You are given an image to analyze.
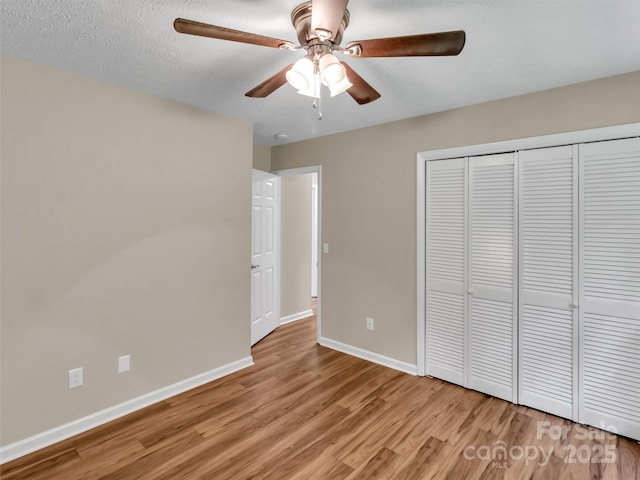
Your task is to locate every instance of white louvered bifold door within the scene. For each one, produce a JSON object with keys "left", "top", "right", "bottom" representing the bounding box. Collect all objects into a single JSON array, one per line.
[
  {"left": 468, "top": 153, "right": 517, "bottom": 402},
  {"left": 518, "top": 146, "right": 578, "bottom": 420},
  {"left": 425, "top": 158, "right": 467, "bottom": 386},
  {"left": 579, "top": 137, "right": 640, "bottom": 441}
]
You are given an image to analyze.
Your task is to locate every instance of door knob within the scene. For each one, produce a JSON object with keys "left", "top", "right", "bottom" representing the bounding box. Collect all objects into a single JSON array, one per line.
[
  {"left": 467, "top": 288, "right": 474, "bottom": 295},
  {"left": 251, "top": 264, "right": 260, "bottom": 270}
]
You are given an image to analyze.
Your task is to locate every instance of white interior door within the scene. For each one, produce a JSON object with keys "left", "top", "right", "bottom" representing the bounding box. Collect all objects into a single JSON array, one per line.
[
  {"left": 425, "top": 157, "right": 467, "bottom": 386},
  {"left": 251, "top": 170, "right": 280, "bottom": 346},
  {"left": 467, "top": 153, "right": 517, "bottom": 402},
  {"left": 579, "top": 137, "right": 640, "bottom": 440},
  {"left": 519, "top": 145, "right": 578, "bottom": 420}
]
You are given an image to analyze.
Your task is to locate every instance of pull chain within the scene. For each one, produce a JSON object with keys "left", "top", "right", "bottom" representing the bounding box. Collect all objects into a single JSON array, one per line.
[
  {"left": 310, "top": 52, "right": 323, "bottom": 120},
  {"left": 311, "top": 73, "right": 322, "bottom": 120}
]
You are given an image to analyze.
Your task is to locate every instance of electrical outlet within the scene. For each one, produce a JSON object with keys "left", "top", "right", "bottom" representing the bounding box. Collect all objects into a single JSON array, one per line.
[
  {"left": 68, "top": 367, "right": 83, "bottom": 389},
  {"left": 366, "top": 317, "right": 374, "bottom": 331},
  {"left": 118, "top": 354, "right": 131, "bottom": 373}
]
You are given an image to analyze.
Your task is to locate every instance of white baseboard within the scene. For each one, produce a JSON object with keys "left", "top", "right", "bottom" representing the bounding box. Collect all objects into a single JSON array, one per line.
[
  {"left": 0, "top": 356, "right": 253, "bottom": 464},
  {"left": 280, "top": 309, "right": 313, "bottom": 325},
  {"left": 319, "top": 337, "right": 417, "bottom": 376}
]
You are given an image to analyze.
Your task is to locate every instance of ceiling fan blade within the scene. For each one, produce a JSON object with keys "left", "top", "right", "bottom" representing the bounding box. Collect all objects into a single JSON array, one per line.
[
  {"left": 245, "top": 64, "right": 294, "bottom": 98},
  {"left": 311, "top": 0, "right": 348, "bottom": 40},
  {"left": 342, "top": 62, "right": 381, "bottom": 105},
  {"left": 174, "top": 18, "right": 295, "bottom": 49},
  {"left": 346, "top": 30, "right": 465, "bottom": 57}
]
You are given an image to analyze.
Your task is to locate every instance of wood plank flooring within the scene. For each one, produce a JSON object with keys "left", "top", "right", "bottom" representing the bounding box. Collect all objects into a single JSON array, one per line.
[{"left": 2, "top": 310, "right": 639, "bottom": 479}]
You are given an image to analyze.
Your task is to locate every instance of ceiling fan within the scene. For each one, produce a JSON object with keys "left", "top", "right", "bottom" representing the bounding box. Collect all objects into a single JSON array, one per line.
[{"left": 174, "top": 0, "right": 465, "bottom": 105}]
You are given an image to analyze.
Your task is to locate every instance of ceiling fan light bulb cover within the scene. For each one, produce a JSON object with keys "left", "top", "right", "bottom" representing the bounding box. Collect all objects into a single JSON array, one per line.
[
  {"left": 286, "top": 57, "right": 314, "bottom": 91},
  {"left": 319, "top": 53, "right": 346, "bottom": 87},
  {"left": 297, "top": 74, "right": 321, "bottom": 97},
  {"left": 329, "top": 77, "right": 353, "bottom": 97},
  {"left": 297, "top": 87, "right": 316, "bottom": 97}
]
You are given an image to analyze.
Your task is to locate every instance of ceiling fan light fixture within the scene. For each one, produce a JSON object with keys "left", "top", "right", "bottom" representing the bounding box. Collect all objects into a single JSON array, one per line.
[
  {"left": 319, "top": 53, "right": 346, "bottom": 87},
  {"left": 329, "top": 76, "right": 353, "bottom": 97},
  {"left": 296, "top": 74, "right": 321, "bottom": 98},
  {"left": 286, "top": 56, "right": 314, "bottom": 91},
  {"left": 297, "top": 87, "right": 316, "bottom": 98}
]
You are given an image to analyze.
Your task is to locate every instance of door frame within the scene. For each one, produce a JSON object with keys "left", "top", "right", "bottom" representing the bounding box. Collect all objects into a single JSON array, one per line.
[
  {"left": 272, "top": 165, "right": 323, "bottom": 343},
  {"left": 416, "top": 122, "right": 640, "bottom": 376},
  {"left": 311, "top": 180, "right": 319, "bottom": 298}
]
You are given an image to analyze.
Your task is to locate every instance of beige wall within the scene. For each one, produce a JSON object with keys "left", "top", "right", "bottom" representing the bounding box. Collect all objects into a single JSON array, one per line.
[
  {"left": 271, "top": 71, "right": 640, "bottom": 366},
  {"left": 280, "top": 175, "right": 313, "bottom": 318},
  {"left": 0, "top": 55, "right": 253, "bottom": 446},
  {"left": 253, "top": 144, "right": 271, "bottom": 172}
]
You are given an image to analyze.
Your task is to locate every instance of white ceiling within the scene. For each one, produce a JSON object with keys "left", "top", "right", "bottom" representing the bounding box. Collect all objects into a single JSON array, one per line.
[{"left": 2, "top": 1, "right": 640, "bottom": 146}]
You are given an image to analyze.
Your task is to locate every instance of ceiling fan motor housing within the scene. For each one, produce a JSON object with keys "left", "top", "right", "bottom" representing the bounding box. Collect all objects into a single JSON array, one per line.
[{"left": 291, "top": 1, "right": 350, "bottom": 46}]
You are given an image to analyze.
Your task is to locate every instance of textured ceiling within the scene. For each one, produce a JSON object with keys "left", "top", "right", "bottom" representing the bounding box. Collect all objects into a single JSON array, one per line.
[{"left": 2, "top": 0, "right": 640, "bottom": 146}]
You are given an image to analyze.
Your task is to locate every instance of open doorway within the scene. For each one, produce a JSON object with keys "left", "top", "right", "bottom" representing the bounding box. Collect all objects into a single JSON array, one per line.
[{"left": 273, "top": 166, "right": 322, "bottom": 342}]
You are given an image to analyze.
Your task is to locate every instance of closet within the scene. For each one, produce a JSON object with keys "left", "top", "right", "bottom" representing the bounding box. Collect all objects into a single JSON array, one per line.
[{"left": 422, "top": 132, "right": 640, "bottom": 441}]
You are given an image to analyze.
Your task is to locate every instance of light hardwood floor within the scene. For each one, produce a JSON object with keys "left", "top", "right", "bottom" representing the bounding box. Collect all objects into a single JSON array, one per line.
[{"left": 2, "top": 309, "right": 639, "bottom": 479}]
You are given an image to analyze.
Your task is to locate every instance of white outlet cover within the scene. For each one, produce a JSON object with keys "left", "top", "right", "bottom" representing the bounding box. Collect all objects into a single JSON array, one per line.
[
  {"left": 118, "top": 354, "right": 131, "bottom": 373},
  {"left": 68, "top": 367, "right": 83, "bottom": 389}
]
